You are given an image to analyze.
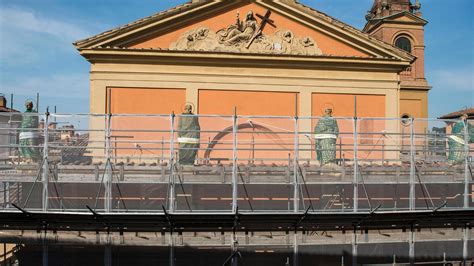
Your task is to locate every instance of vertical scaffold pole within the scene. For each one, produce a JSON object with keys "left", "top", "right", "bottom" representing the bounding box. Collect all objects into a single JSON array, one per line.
[
  {"left": 169, "top": 232, "right": 175, "bottom": 266},
  {"left": 463, "top": 226, "right": 469, "bottom": 265},
  {"left": 169, "top": 113, "right": 176, "bottom": 213},
  {"left": 42, "top": 110, "right": 49, "bottom": 212},
  {"left": 351, "top": 228, "right": 357, "bottom": 266},
  {"left": 231, "top": 234, "right": 238, "bottom": 266},
  {"left": 463, "top": 119, "right": 469, "bottom": 209},
  {"left": 104, "top": 113, "right": 112, "bottom": 213},
  {"left": 409, "top": 227, "right": 415, "bottom": 265},
  {"left": 232, "top": 108, "right": 238, "bottom": 213},
  {"left": 353, "top": 117, "right": 358, "bottom": 212},
  {"left": 293, "top": 231, "right": 299, "bottom": 266},
  {"left": 42, "top": 230, "right": 48, "bottom": 266},
  {"left": 104, "top": 244, "right": 112, "bottom": 266},
  {"left": 293, "top": 116, "right": 299, "bottom": 213},
  {"left": 409, "top": 118, "right": 415, "bottom": 211}
]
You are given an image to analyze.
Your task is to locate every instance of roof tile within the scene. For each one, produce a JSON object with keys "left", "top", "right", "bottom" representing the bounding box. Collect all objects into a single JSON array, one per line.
[{"left": 439, "top": 108, "right": 474, "bottom": 119}]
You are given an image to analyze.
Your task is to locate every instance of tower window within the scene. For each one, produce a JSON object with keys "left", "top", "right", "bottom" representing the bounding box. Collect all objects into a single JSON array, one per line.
[{"left": 395, "top": 36, "right": 412, "bottom": 53}]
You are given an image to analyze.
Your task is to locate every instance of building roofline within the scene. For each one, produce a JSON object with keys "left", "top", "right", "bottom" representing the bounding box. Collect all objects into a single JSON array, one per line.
[
  {"left": 438, "top": 107, "right": 474, "bottom": 120},
  {"left": 74, "top": 0, "right": 415, "bottom": 63},
  {"left": 0, "top": 107, "right": 19, "bottom": 113},
  {"left": 363, "top": 11, "right": 428, "bottom": 33}
]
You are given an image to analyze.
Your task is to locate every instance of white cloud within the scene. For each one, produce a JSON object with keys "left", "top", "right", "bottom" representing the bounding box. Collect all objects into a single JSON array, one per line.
[
  {"left": 430, "top": 67, "right": 474, "bottom": 92},
  {"left": 0, "top": 7, "right": 91, "bottom": 42},
  {"left": 3, "top": 73, "right": 89, "bottom": 99},
  {"left": 0, "top": 7, "right": 95, "bottom": 66},
  {"left": 0, "top": 7, "right": 92, "bottom": 99}
]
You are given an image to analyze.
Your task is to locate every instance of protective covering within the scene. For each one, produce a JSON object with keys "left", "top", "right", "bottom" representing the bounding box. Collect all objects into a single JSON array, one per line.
[
  {"left": 177, "top": 114, "right": 200, "bottom": 165},
  {"left": 19, "top": 110, "right": 40, "bottom": 161},
  {"left": 314, "top": 114, "right": 339, "bottom": 165},
  {"left": 448, "top": 119, "right": 470, "bottom": 163}
]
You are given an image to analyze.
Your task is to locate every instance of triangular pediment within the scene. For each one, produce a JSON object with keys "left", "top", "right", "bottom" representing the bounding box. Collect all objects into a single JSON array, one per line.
[
  {"left": 382, "top": 11, "right": 428, "bottom": 24},
  {"left": 364, "top": 11, "right": 427, "bottom": 33},
  {"left": 75, "top": 0, "right": 414, "bottom": 61}
]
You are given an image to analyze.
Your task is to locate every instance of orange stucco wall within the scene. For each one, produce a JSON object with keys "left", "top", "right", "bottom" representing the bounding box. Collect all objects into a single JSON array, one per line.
[
  {"left": 312, "top": 93, "right": 386, "bottom": 161},
  {"left": 131, "top": 2, "right": 368, "bottom": 57},
  {"left": 108, "top": 88, "right": 186, "bottom": 157},
  {"left": 312, "top": 93, "right": 385, "bottom": 117},
  {"left": 198, "top": 89, "right": 298, "bottom": 161},
  {"left": 400, "top": 98, "right": 427, "bottom": 135},
  {"left": 109, "top": 87, "right": 185, "bottom": 114},
  {"left": 400, "top": 90, "right": 428, "bottom": 118},
  {"left": 400, "top": 99, "right": 422, "bottom": 118},
  {"left": 198, "top": 89, "right": 298, "bottom": 116}
]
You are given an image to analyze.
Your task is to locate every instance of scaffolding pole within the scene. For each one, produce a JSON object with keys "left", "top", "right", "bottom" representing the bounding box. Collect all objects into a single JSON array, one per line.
[
  {"left": 169, "top": 232, "right": 175, "bottom": 266},
  {"left": 42, "top": 230, "right": 48, "bottom": 266},
  {"left": 409, "top": 118, "right": 415, "bottom": 211},
  {"left": 409, "top": 227, "right": 415, "bottom": 265},
  {"left": 352, "top": 228, "right": 357, "bottom": 266},
  {"left": 353, "top": 117, "right": 358, "bottom": 212},
  {"left": 231, "top": 233, "right": 238, "bottom": 266},
  {"left": 463, "top": 119, "right": 469, "bottom": 209},
  {"left": 105, "top": 229, "right": 112, "bottom": 266},
  {"left": 42, "top": 112, "right": 49, "bottom": 212},
  {"left": 104, "top": 113, "right": 112, "bottom": 213},
  {"left": 293, "top": 231, "right": 299, "bottom": 266},
  {"left": 232, "top": 108, "right": 238, "bottom": 213},
  {"left": 462, "top": 226, "right": 469, "bottom": 265},
  {"left": 104, "top": 245, "right": 112, "bottom": 266},
  {"left": 293, "top": 116, "right": 299, "bottom": 213},
  {"left": 169, "top": 113, "right": 176, "bottom": 213}
]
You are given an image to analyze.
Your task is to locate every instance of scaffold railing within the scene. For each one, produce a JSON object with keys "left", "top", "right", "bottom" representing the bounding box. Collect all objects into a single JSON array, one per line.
[{"left": 0, "top": 112, "right": 472, "bottom": 214}]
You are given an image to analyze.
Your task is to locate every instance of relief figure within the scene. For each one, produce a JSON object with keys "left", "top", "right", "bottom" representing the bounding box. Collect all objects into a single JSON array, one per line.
[{"left": 218, "top": 11, "right": 257, "bottom": 46}]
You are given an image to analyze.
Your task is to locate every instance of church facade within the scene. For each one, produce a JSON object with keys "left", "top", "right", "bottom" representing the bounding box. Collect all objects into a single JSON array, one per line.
[{"left": 75, "top": 0, "right": 430, "bottom": 119}]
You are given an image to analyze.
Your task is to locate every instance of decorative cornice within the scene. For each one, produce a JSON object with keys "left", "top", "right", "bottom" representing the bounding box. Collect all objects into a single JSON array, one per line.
[
  {"left": 79, "top": 47, "right": 411, "bottom": 73},
  {"left": 363, "top": 11, "right": 428, "bottom": 33}
]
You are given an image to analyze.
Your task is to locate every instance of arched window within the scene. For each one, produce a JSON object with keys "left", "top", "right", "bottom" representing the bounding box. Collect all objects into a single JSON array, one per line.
[{"left": 395, "top": 36, "right": 412, "bottom": 53}]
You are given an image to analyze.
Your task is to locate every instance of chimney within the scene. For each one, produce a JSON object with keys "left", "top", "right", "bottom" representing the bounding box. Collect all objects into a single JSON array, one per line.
[{"left": 0, "top": 95, "right": 6, "bottom": 108}]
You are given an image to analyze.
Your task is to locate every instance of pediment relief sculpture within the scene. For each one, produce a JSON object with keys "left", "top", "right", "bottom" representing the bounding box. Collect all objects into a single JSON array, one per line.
[
  {"left": 170, "top": 10, "right": 322, "bottom": 56},
  {"left": 218, "top": 11, "right": 258, "bottom": 46}
]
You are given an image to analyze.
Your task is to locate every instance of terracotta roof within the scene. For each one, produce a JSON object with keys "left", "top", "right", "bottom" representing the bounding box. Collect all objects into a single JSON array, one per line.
[
  {"left": 0, "top": 107, "right": 19, "bottom": 113},
  {"left": 74, "top": 0, "right": 414, "bottom": 62},
  {"left": 438, "top": 108, "right": 474, "bottom": 120}
]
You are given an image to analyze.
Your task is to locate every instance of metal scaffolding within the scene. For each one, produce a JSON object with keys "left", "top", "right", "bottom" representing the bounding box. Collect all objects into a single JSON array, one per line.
[{"left": 0, "top": 112, "right": 472, "bottom": 265}]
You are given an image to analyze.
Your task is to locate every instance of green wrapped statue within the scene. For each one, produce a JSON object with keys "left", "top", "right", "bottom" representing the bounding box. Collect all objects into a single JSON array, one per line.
[
  {"left": 177, "top": 104, "right": 200, "bottom": 165},
  {"left": 19, "top": 100, "right": 40, "bottom": 163},
  {"left": 314, "top": 108, "right": 339, "bottom": 165},
  {"left": 447, "top": 114, "right": 473, "bottom": 164}
]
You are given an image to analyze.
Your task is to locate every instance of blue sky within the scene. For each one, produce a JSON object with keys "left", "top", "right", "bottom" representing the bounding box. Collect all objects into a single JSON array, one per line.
[{"left": 0, "top": 0, "right": 472, "bottom": 117}]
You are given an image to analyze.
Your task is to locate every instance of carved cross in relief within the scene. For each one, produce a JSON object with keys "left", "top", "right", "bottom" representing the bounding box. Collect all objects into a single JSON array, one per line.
[{"left": 245, "top": 9, "right": 276, "bottom": 48}]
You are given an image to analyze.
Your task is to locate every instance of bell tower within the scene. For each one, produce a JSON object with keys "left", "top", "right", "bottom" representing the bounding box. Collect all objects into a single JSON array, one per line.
[{"left": 364, "top": 0, "right": 430, "bottom": 118}]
